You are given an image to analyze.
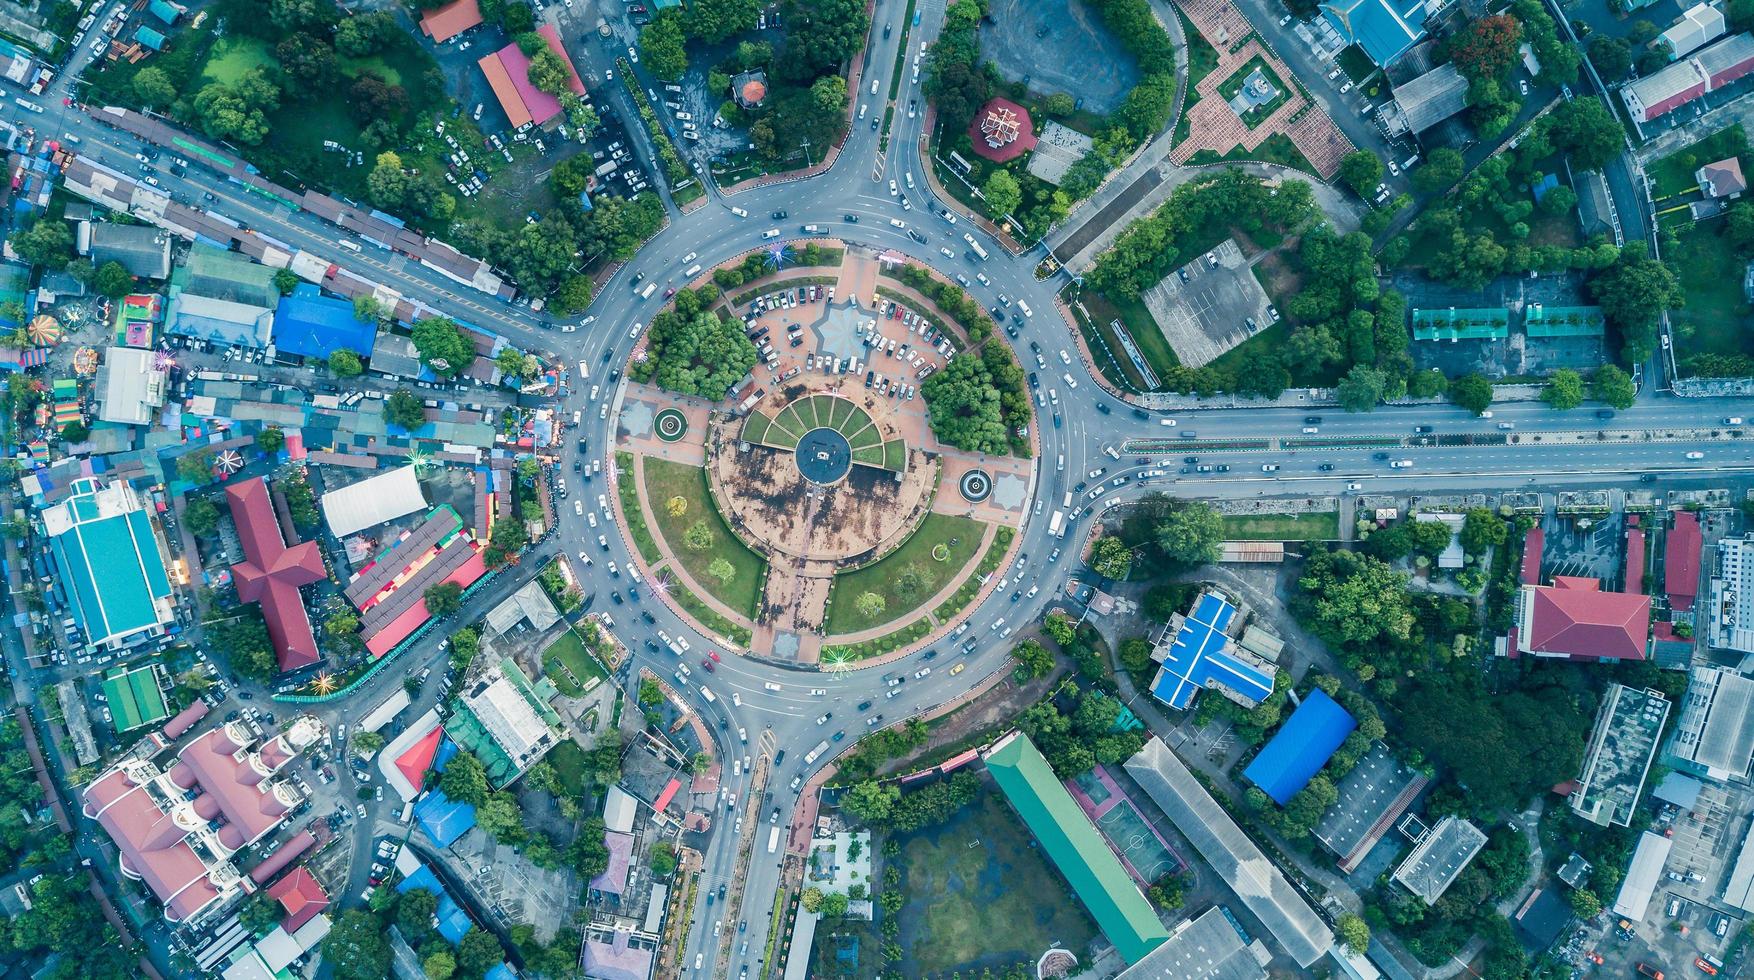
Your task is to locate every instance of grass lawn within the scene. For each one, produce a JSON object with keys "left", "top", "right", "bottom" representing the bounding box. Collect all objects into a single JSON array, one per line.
[
  {"left": 642, "top": 457, "right": 766, "bottom": 619},
  {"left": 201, "top": 36, "right": 274, "bottom": 84},
  {"left": 671, "top": 578, "right": 754, "bottom": 648},
  {"left": 1651, "top": 123, "right": 1752, "bottom": 200},
  {"left": 1186, "top": 132, "right": 1316, "bottom": 174},
  {"left": 542, "top": 629, "right": 608, "bottom": 698},
  {"left": 1221, "top": 511, "right": 1340, "bottom": 541},
  {"left": 1669, "top": 220, "right": 1754, "bottom": 360},
  {"left": 1085, "top": 290, "right": 1179, "bottom": 388},
  {"left": 893, "top": 787, "right": 1099, "bottom": 976},
  {"left": 614, "top": 452, "right": 663, "bottom": 565},
  {"left": 1181, "top": 9, "right": 1219, "bottom": 92},
  {"left": 826, "top": 514, "right": 986, "bottom": 635},
  {"left": 1208, "top": 319, "right": 1344, "bottom": 388},
  {"left": 546, "top": 740, "right": 591, "bottom": 798}
]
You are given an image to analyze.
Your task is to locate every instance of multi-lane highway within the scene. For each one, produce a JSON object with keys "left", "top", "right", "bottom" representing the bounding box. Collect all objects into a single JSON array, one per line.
[{"left": 13, "top": 5, "right": 1750, "bottom": 977}]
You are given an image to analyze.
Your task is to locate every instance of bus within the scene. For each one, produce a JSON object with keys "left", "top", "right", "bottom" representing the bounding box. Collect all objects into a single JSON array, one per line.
[
  {"left": 963, "top": 233, "right": 988, "bottom": 261},
  {"left": 767, "top": 827, "right": 782, "bottom": 853}
]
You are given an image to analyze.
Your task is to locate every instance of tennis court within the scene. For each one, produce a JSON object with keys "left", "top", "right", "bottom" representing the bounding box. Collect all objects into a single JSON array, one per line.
[{"left": 1070, "top": 766, "right": 1186, "bottom": 885}]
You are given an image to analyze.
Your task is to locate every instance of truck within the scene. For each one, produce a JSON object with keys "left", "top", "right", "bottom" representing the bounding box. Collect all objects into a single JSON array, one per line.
[
  {"left": 1637, "top": 964, "right": 1665, "bottom": 980},
  {"left": 767, "top": 827, "right": 781, "bottom": 853},
  {"left": 1048, "top": 510, "right": 1065, "bottom": 538},
  {"left": 803, "top": 739, "right": 830, "bottom": 765}
]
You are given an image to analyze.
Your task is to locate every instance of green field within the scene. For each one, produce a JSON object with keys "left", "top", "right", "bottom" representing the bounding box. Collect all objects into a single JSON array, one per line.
[
  {"left": 200, "top": 36, "right": 274, "bottom": 84},
  {"left": 546, "top": 740, "right": 591, "bottom": 798},
  {"left": 826, "top": 514, "right": 987, "bottom": 634},
  {"left": 614, "top": 452, "right": 663, "bottom": 565},
  {"left": 671, "top": 578, "right": 754, "bottom": 648},
  {"left": 541, "top": 630, "right": 608, "bottom": 698},
  {"left": 1221, "top": 511, "right": 1340, "bottom": 541},
  {"left": 893, "top": 788, "right": 1099, "bottom": 976},
  {"left": 642, "top": 458, "right": 765, "bottom": 619},
  {"left": 1669, "top": 221, "right": 1752, "bottom": 362},
  {"left": 1084, "top": 291, "right": 1178, "bottom": 390}
]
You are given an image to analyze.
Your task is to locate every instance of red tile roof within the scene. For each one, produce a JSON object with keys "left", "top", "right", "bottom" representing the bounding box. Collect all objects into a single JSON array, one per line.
[
  {"left": 395, "top": 724, "right": 444, "bottom": 792},
  {"left": 1625, "top": 527, "right": 1646, "bottom": 595},
  {"left": 419, "top": 0, "right": 482, "bottom": 43},
  {"left": 82, "top": 766, "right": 215, "bottom": 921},
  {"left": 226, "top": 477, "right": 326, "bottom": 672},
  {"left": 1667, "top": 512, "right": 1702, "bottom": 611},
  {"left": 176, "top": 725, "right": 292, "bottom": 844},
  {"left": 266, "top": 867, "right": 329, "bottom": 932},
  {"left": 968, "top": 98, "right": 1036, "bottom": 163},
  {"left": 1520, "top": 527, "right": 1544, "bottom": 585},
  {"left": 1524, "top": 577, "right": 1651, "bottom": 661}
]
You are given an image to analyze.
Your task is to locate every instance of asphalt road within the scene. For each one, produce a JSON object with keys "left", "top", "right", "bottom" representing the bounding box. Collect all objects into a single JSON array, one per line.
[{"left": 10, "top": 6, "right": 1742, "bottom": 978}]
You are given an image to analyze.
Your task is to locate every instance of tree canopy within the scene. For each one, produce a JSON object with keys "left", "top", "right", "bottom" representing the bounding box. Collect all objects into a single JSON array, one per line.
[{"left": 632, "top": 307, "right": 758, "bottom": 401}]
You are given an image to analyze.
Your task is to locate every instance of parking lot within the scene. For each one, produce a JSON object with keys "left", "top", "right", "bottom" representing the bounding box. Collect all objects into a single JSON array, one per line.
[
  {"left": 1540, "top": 510, "right": 1625, "bottom": 583},
  {"left": 1140, "top": 239, "right": 1275, "bottom": 367}
]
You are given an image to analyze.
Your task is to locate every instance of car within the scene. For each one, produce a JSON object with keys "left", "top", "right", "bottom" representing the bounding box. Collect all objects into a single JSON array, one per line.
[
  {"left": 598, "top": 534, "right": 609, "bottom": 549},
  {"left": 627, "top": 46, "right": 639, "bottom": 63},
  {"left": 857, "top": 700, "right": 873, "bottom": 710},
  {"left": 1519, "top": 78, "right": 1529, "bottom": 96},
  {"left": 1318, "top": 463, "right": 1334, "bottom": 471},
  {"left": 1346, "top": 482, "right": 1363, "bottom": 490},
  {"left": 1413, "top": 425, "right": 1432, "bottom": 434},
  {"left": 815, "top": 713, "right": 831, "bottom": 724},
  {"left": 708, "top": 650, "right": 720, "bottom": 662},
  {"left": 1727, "top": 417, "right": 1745, "bottom": 425},
  {"left": 574, "top": 500, "right": 583, "bottom": 516},
  {"left": 1687, "top": 451, "right": 1706, "bottom": 460},
  {"left": 1261, "top": 464, "right": 1279, "bottom": 472},
  {"left": 701, "top": 657, "right": 716, "bottom": 672},
  {"left": 914, "top": 666, "right": 931, "bottom": 679},
  {"left": 832, "top": 730, "right": 845, "bottom": 742},
  {"left": 772, "top": 210, "right": 788, "bottom": 219},
  {"left": 888, "top": 179, "right": 898, "bottom": 196}
]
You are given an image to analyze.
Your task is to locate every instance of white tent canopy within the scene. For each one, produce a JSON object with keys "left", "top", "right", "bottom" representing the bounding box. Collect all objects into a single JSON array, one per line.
[{"left": 321, "top": 465, "right": 427, "bottom": 538}]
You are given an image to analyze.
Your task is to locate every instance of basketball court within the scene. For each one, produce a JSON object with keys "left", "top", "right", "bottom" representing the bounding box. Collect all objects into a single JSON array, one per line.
[{"left": 1069, "top": 766, "right": 1186, "bottom": 885}]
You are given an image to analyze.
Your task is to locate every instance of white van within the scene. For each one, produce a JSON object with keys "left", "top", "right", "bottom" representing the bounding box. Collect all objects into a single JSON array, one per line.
[
  {"left": 701, "top": 687, "right": 717, "bottom": 703},
  {"left": 1018, "top": 300, "right": 1033, "bottom": 317},
  {"left": 685, "top": 263, "right": 702, "bottom": 276},
  {"left": 339, "top": 239, "right": 362, "bottom": 253},
  {"left": 639, "top": 282, "right": 657, "bottom": 300}
]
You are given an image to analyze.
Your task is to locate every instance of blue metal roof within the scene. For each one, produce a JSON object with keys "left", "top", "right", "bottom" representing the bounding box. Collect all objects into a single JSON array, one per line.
[
  {"left": 414, "top": 788, "right": 477, "bottom": 847},
  {"left": 396, "top": 860, "right": 475, "bottom": 944},
  {"left": 1244, "top": 689, "right": 1357, "bottom": 805},
  {"left": 1321, "top": 0, "right": 1427, "bottom": 66},
  {"left": 271, "top": 284, "right": 378, "bottom": 359},
  {"left": 1147, "top": 592, "right": 1275, "bottom": 710}
]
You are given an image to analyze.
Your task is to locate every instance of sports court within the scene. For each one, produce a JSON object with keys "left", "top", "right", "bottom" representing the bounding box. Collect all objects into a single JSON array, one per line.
[{"left": 1069, "top": 765, "right": 1186, "bottom": 885}]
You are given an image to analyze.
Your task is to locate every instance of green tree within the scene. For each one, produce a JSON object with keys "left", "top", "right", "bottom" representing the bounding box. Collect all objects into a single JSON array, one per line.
[
  {"left": 411, "top": 317, "right": 475, "bottom": 376},
  {"left": 526, "top": 49, "right": 574, "bottom": 97},
  {"left": 9, "top": 219, "right": 73, "bottom": 269},
  {"left": 1460, "top": 507, "right": 1506, "bottom": 556},
  {"left": 1011, "top": 639, "right": 1054, "bottom": 678},
  {"left": 820, "top": 891, "right": 850, "bottom": 917},
  {"left": 639, "top": 679, "right": 663, "bottom": 707},
  {"left": 800, "top": 886, "right": 824, "bottom": 912},
  {"left": 327, "top": 349, "right": 364, "bottom": 377},
  {"left": 843, "top": 780, "right": 900, "bottom": 823},
  {"left": 1543, "top": 96, "right": 1624, "bottom": 171},
  {"left": 422, "top": 949, "right": 456, "bottom": 980},
  {"left": 476, "top": 793, "right": 526, "bottom": 843},
  {"left": 384, "top": 388, "right": 428, "bottom": 429},
  {"left": 255, "top": 426, "right": 286, "bottom": 453},
  {"left": 919, "top": 352, "right": 1010, "bottom": 453},
  {"left": 683, "top": 520, "right": 714, "bottom": 550},
  {"left": 425, "top": 582, "right": 463, "bottom": 618},
  {"left": 1592, "top": 364, "right": 1636, "bottom": 409},
  {"left": 93, "top": 261, "right": 134, "bottom": 297},
  {"left": 632, "top": 307, "right": 758, "bottom": 401},
  {"left": 1090, "top": 536, "right": 1133, "bottom": 580},
  {"left": 1154, "top": 501, "right": 1222, "bottom": 566},
  {"left": 1589, "top": 248, "right": 1679, "bottom": 363},
  {"left": 982, "top": 169, "right": 1022, "bottom": 218},
  {"left": 649, "top": 841, "right": 678, "bottom": 876},
  {"left": 1337, "top": 150, "right": 1384, "bottom": 197},
  {"left": 640, "top": 10, "right": 689, "bottom": 80},
  {"left": 1336, "top": 365, "right": 1388, "bottom": 412},
  {"left": 59, "top": 421, "right": 87, "bottom": 444},
  {"left": 272, "top": 268, "right": 300, "bottom": 295},
  {"left": 324, "top": 910, "right": 393, "bottom": 980},
  {"left": 191, "top": 69, "right": 281, "bottom": 145},
  {"left": 1412, "top": 148, "right": 1465, "bottom": 193},
  {"left": 1568, "top": 887, "right": 1603, "bottom": 918},
  {"left": 456, "top": 927, "right": 505, "bottom": 978},
  {"left": 238, "top": 892, "right": 281, "bottom": 935},
  {"left": 706, "top": 556, "right": 736, "bottom": 584},
  {"left": 132, "top": 66, "right": 176, "bottom": 108},
  {"left": 395, "top": 888, "right": 439, "bottom": 946},
  {"left": 178, "top": 448, "right": 216, "bottom": 486},
  {"left": 1448, "top": 372, "right": 1494, "bottom": 415},
  {"left": 184, "top": 498, "right": 221, "bottom": 537},
  {"left": 1543, "top": 368, "right": 1584, "bottom": 409},
  {"left": 1336, "top": 912, "right": 1371, "bottom": 953},
  {"left": 440, "top": 750, "right": 490, "bottom": 805}
]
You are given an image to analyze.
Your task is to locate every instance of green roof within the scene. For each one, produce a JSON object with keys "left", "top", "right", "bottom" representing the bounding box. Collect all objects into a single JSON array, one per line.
[
  {"left": 102, "top": 664, "right": 168, "bottom": 732},
  {"left": 984, "top": 732, "right": 1168, "bottom": 964},
  {"left": 1525, "top": 305, "right": 1605, "bottom": 338},
  {"left": 443, "top": 657, "right": 563, "bottom": 789}
]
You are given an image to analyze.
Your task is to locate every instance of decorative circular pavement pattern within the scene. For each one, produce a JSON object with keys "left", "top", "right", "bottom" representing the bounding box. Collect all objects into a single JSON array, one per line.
[
  {"left": 960, "top": 468, "right": 993, "bottom": 503},
  {"left": 795, "top": 427, "right": 853, "bottom": 484},
  {"left": 654, "top": 408, "right": 688, "bottom": 443}
]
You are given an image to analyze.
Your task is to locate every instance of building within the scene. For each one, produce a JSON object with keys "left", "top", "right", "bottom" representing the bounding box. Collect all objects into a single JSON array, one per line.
[
  {"left": 1511, "top": 888, "right": 1573, "bottom": 951},
  {"left": 271, "top": 285, "right": 378, "bottom": 361},
  {"left": 731, "top": 69, "right": 768, "bottom": 109},
  {"left": 484, "top": 578, "right": 561, "bottom": 635},
  {"left": 1622, "top": 32, "right": 1754, "bottom": 124},
  {"left": 1570, "top": 685, "right": 1670, "bottom": 826},
  {"left": 95, "top": 345, "right": 169, "bottom": 425},
  {"left": 40, "top": 477, "right": 177, "bottom": 650},
  {"left": 1243, "top": 689, "right": 1356, "bottom": 806},
  {"left": 603, "top": 785, "right": 638, "bottom": 833},
  {"left": 266, "top": 867, "right": 329, "bottom": 932},
  {"left": 1724, "top": 821, "right": 1754, "bottom": 911},
  {"left": 444, "top": 656, "right": 567, "bottom": 788},
  {"left": 226, "top": 476, "right": 327, "bottom": 672},
  {"left": 86, "top": 222, "right": 172, "bottom": 279},
  {"left": 1710, "top": 534, "right": 1754, "bottom": 653},
  {"left": 370, "top": 333, "right": 423, "bottom": 379},
  {"left": 984, "top": 731, "right": 1169, "bottom": 964},
  {"left": 1415, "top": 513, "right": 1465, "bottom": 569},
  {"left": 322, "top": 465, "right": 429, "bottom": 538},
  {"left": 1113, "top": 906, "right": 1271, "bottom": 980},
  {"left": 1393, "top": 816, "right": 1488, "bottom": 904},
  {"left": 1668, "top": 511, "right": 1703, "bottom": 612},
  {"left": 588, "top": 830, "right": 635, "bottom": 897},
  {"left": 1668, "top": 666, "right": 1754, "bottom": 781},
  {"left": 1148, "top": 590, "right": 1277, "bottom": 711},
  {"left": 1314, "top": 743, "right": 1429, "bottom": 874},
  {"left": 1319, "top": 0, "right": 1427, "bottom": 66},
  {"left": 968, "top": 98, "right": 1037, "bottom": 163},
  {"left": 1515, "top": 576, "right": 1651, "bottom": 662},
  {"left": 1615, "top": 831, "right": 1674, "bottom": 920},
  {"left": 100, "top": 663, "right": 170, "bottom": 732},
  {"left": 81, "top": 715, "right": 323, "bottom": 922},
  {"left": 378, "top": 709, "right": 443, "bottom": 802},
  {"left": 477, "top": 24, "right": 586, "bottom": 129},
  {"left": 1666, "top": 2, "right": 1727, "bottom": 59},
  {"left": 1386, "top": 64, "right": 1468, "bottom": 136},
  {"left": 419, "top": 0, "right": 483, "bottom": 43},
  {"left": 1124, "top": 739, "right": 1332, "bottom": 966},
  {"left": 1699, "top": 157, "right": 1747, "bottom": 198},
  {"left": 582, "top": 928, "right": 657, "bottom": 980},
  {"left": 165, "top": 246, "right": 278, "bottom": 349},
  {"left": 345, "top": 505, "right": 487, "bottom": 658}
]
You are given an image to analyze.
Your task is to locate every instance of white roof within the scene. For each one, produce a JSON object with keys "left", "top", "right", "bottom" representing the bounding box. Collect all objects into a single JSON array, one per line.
[
  {"left": 220, "top": 951, "right": 276, "bottom": 980},
  {"left": 643, "top": 883, "right": 668, "bottom": 934},
  {"left": 358, "top": 688, "right": 412, "bottom": 734},
  {"left": 96, "top": 346, "right": 169, "bottom": 426},
  {"left": 469, "top": 671, "right": 553, "bottom": 761},
  {"left": 604, "top": 785, "right": 638, "bottom": 833},
  {"left": 783, "top": 910, "right": 819, "bottom": 980},
  {"left": 377, "top": 707, "right": 443, "bottom": 802},
  {"left": 1724, "top": 822, "right": 1754, "bottom": 911},
  {"left": 321, "top": 465, "right": 427, "bottom": 538},
  {"left": 1613, "top": 832, "right": 1674, "bottom": 920}
]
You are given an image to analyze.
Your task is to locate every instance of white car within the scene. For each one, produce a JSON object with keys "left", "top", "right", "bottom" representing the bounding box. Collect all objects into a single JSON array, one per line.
[
  {"left": 888, "top": 179, "right": 898, "bottom": 196},
  {"left": 1058, "top": 349, "right": 1071, "bottom": 365},
  {"left": 574, "top": 500, "right": 584, "bottom": 515},
  {"left": 628, "top": 46, "right": 639, "bottom": 63},
  {"left": 598, "top": 534, "right": 609, "bottom": 549},
  {"left": 1686, "top": 451, "right": 1706, "bottom": 460}
]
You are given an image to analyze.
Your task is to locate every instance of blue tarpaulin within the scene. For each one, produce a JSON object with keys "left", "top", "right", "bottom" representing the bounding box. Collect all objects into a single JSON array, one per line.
[{"left": 414, "top": 788, "right": 477, "bottom": 847}]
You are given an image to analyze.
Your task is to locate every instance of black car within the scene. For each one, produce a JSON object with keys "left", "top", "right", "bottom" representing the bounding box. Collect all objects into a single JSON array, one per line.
[
  {"left": 644, "top": 639, "right": 660, "bottom": 652},
  {"left": 775, "top": 749, "right": 787, "bottom": 765},
  {"left": 630, "top": 271, "right": 644, "bottom": 285},
  {"left": 1028, "top": 371, "right": 1039, "bottom": 387},
  {"left": 610, "top": 592, "right": 624, "bottom": 604},
  {"left": 843, "top": 213, "right": 860, "bottom": 222},
  {"left": 1413, "top": 425, "right": 1432, "bottom": 434},
  {"left": 1373, "top": 451, "right": 1390, "bottom": 460},
  {"left": 1073, "top": 481, "right": 1087, "bottom": 492},
  {"left": 1184, "top": 456, "right": 1198, "bottom": 464},
  {"left": 858, "top": 699, "right": 873, "bottom": 711},
  {"left": 1029, "top": 341, "right": 1042, "bottom": 353},
  {"left": 1304, "top": 416, "right": 1323, "bottom": 425},
  {"left": 1010, "top": 590, "right": 1022, "bottom": 601},
  {"left": 1596, "top": 409, "right": 1616, "bottom": 419},
  {"left": 1132, "top": 408, "right": 1149, "bottom": 420},
  {"left": 1053, "top": 413, "right": 1062, "bottom": 428},
  {"left": 1215, "top": 464, "right": 1229, "bottom": 472},
  {"left": 772, "top": 210, "right": 788, "bottom": 219},
  {"left": 1095, "top": 403, "right": 1111, "bottom": 415},
  {"left": 1640, "top": 473, "right": 1657, "bottom": 483},
  {"left": 923, "top": 649, "right": 938, "bottom": 660},
  {"left": 602, "top": 350, "right": 612, "bottom": 363},
  {"left": 1012, "top": 313, "right": 1024, "bottom": 326},
  {"left": 1318, "top": 463, "right": 1334, "bottom": 471},
  {"left": 578, "top": 439, "right": 589, "bottom": 453},
  {"left": 641, "top": 610, "right": 657, "bottom": 624}
]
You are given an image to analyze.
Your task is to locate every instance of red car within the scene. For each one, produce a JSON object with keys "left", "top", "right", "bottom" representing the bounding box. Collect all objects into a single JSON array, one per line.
[
  {"left": 701, "top": 658, "right": 716, "bottom": 672},
  {"left": 708, "top": 650, "right": 721, "bottom": 662}
]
